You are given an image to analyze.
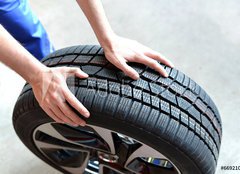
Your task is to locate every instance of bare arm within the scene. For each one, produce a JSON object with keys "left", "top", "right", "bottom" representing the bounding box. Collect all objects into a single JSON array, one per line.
[
  {"left": 76, "top": 0, "right": 174, "bottom": 79},
  {"left": 0, "top": 25, "right": 46, "bottom": 83},
  {"left": 0, "top": 25, "right": 89, "bottom": 126}
]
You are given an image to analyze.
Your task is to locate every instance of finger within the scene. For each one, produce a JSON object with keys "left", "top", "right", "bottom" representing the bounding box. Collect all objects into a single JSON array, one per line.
[
  {"left": 144, "top": 50, "right": 174, "bottom": 68},
  {"left": 135, "top": 54, "right": 168, "bottom": 77},
  {"left": 62, "top": 86, "right": 90, "bottom": 118},
  {"left": 63, "top": 67, "right": 89, "bottom": 78},
  {"left": 75, "top": 69, "right": 89, "bottom": 79},
  {"left": 58, "top": 101, "right": 86, "bottom": 126},
  {"left": 50, "top": 103, "right": 79, "bottom": 126},
  {"left": 43, "top": 107, "right": 64, "bottom": 123},
  {"left": 110, "top": 55, "right": 139, "bottom": 80},
  {"left": 119, "top": 61, "right": 140, "bottom": 80}
]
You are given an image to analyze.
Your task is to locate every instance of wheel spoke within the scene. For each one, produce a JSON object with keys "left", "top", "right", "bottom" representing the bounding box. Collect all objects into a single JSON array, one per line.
[
  {"left": 125, "top": 143, "right": 168, "bottom": 167},
  {"left": 34, "top": 140, "right": 85, "bottom": 151},
  {"left": 124, "top": 144, "right": 181, "bottom": 174},
  {"left": 34, "top": 123, "right": 92, "bottom": 173},
  {"left": 61, "top": 151, "right": 90, "bottom": 174},
  {"left": 90, "top": 125, "right": 116, "bottom": 154},
  {"left": 34, "top": 123, "right": 110, "bottom": 152},
  {"left": 34, "top": 123, "right": 70, "bottom": 143}
]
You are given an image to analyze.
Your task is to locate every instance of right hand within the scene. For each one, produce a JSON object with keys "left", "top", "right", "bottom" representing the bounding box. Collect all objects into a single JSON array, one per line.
[{"left": 30, "top": 66, "right": 90, "bottom": 126}]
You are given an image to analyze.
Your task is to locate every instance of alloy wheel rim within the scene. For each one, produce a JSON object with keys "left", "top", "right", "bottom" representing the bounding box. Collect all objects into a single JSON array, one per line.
[{"left": 33, "top": 122, "right": 181, "bottom": 174}]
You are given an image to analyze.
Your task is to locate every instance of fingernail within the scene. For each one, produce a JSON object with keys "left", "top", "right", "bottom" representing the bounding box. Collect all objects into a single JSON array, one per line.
[
  {"left": 73, "top": 124, "right": 79, "bottom": 127},
  {"left": 84, "top": 112, "right": 90, "bottom": 118},
  {"left": 80, "top": 122, "right": 86, "bottom": 126},
  {"left": 164, "top": 73, "right": 168, "bottom": 77},
  {"left": 170, "top": 62, "right": 175, "bottom": 68},
  {"left": 84, "top": 73, "right": 89, "bottom": 77},
  {"left": 133, "top": 74, "right": 139, "bottom": 80},
  {"left": 163, "top": 72, "right": 169, "bottom": 78}
]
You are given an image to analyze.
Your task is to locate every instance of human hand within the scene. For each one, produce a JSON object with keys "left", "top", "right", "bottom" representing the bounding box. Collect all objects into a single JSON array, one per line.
[
  {"left": 101, "top": 35, "right": 174, "bottom": 80},
  {"left": 0, "top": 24, "right": 89, "bottom": 126},
  {"left": 30, "top": 66, "right": 90, "bottom": 126}
]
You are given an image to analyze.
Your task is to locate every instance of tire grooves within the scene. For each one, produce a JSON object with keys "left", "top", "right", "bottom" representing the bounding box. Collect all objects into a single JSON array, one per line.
[
  {"left": 18, "top": 62, "right": 221, "bottom": 154},
  {"left": 71, "top": 78, "right": 218, "bottom": 162},
  {"left": 67, "top": 67, "right": 220, "bottom": 154},
  {"left": 43, "top": 53, "right": 222, "bottom": 131}
]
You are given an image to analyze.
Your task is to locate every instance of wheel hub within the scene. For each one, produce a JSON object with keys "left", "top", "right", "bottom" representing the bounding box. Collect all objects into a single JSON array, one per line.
[{"left": 98, "top": 151, "right": 119, "bottom": 163}]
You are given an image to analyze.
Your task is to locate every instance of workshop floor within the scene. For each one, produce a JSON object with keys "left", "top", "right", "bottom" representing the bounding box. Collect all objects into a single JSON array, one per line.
[{"left": 0, "top": 0, "right": 239, "bottom": 173}]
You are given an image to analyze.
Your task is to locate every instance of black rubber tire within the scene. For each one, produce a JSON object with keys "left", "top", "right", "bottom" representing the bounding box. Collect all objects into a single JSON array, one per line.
[{"left": 13, "top": 45, "right": 222, "bottom": 174}]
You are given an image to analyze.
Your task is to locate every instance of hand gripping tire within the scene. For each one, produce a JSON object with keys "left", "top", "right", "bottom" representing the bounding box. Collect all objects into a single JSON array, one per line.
[{"left": 13, "top": 45, "right": 222, "bottom": 174}]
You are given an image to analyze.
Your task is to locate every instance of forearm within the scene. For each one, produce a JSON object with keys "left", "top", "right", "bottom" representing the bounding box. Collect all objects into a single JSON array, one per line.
[
  {"left": 0, "top": 25, "right": 46, "bottom": 84},
  {"left": 76, "top": 0, "right": 115, "bottom": 48}
]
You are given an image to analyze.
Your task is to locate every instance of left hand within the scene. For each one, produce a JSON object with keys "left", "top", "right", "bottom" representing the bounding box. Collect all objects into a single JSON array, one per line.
[{"left": 101, "top": 34, "right": 174, "bottom": 80}]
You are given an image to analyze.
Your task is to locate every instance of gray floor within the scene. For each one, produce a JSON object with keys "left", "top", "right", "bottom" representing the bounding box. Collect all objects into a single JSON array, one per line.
[{"left": 0, "top": 0, "right": 239, "bottom": 173}]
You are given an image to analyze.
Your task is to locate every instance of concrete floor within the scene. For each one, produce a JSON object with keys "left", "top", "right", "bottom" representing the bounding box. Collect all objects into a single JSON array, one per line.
[{"left": 0, "top": 0, "right": 239, "bottom": 173}]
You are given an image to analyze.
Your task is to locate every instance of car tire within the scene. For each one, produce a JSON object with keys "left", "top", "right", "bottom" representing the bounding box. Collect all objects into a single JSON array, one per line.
[{"left": 13, "top": 45, "right": 222, "bottom": 174}]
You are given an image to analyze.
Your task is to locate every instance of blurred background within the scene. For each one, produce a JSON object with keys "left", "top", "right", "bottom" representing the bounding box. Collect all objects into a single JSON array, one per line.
[{"left": 0, "top": 0, "right": 239, "bottom": 173}]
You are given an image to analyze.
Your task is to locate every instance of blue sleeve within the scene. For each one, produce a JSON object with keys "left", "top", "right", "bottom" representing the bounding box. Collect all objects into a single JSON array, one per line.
[{"left": 0, "top": 0, "right": 54, "bottom": 60}]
